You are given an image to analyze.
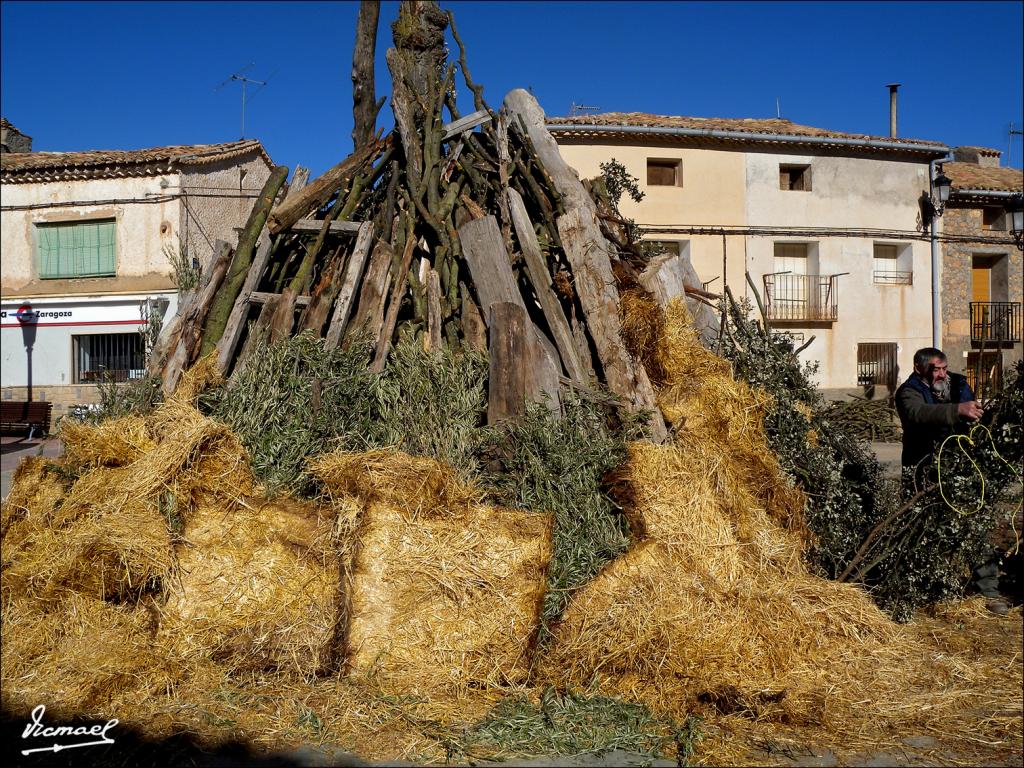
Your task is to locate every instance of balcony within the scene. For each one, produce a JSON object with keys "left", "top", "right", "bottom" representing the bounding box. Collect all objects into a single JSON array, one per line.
[
  {"left": 763, "top": 273, "right": 839, "bottom": 323},
  {"left": 970, "top": 302, "right": 1022, "bottom": 344}
]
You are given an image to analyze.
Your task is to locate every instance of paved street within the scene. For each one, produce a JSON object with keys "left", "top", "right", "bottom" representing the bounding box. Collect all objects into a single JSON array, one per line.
[{"left": 1, "top": 435, "right": 63, "bottom": 500}]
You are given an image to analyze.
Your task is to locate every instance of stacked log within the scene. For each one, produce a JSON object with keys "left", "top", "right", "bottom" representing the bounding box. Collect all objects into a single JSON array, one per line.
[{"left": 149, "top": 1, "right": 724, "bottom": 443}]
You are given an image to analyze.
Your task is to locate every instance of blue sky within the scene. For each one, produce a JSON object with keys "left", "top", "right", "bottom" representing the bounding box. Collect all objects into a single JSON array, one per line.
[{"left": 2, "top": 1, "right": 1022, "bottom": 177}]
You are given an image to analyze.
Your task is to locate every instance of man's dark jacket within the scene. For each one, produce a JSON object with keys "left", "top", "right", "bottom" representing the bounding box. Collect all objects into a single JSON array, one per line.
[{"left": 894, "top": 371, "right": 975, "bottom": 469}]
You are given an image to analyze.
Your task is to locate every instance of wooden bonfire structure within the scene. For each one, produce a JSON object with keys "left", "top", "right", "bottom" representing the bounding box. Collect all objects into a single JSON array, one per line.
[{"left": 148, "top": 1, "right": 718, "bottom": 442}]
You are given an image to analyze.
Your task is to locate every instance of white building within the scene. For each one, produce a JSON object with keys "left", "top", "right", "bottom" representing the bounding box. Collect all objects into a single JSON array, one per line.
[
  {"left": 547, "top": 113, "right": 953, "bottom": 394},
  {"left": 1, "top": 136, "right": 274, "bottom": 416}
]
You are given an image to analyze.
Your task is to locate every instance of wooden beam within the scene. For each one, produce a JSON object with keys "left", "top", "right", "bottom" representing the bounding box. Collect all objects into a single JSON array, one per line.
[
  {"left": 425, "top": 268, "right": 443, "bottom": 352},
  {"left": 505, "top": 87, "right": 666, "bottom": 442},
  {"left": 215, "top": 226, "right": 276, "bottom": 373},
  {"left": 345, "top": 239, "right": 394, "bottom": 349},
  {"left": 457, "top": 215, "right": 523, "bottom": 320},
  {"left": 284, "top": 166, "right": 310, "bottom": 202},
  {"left": 162, "top": 240, "right": 234, "bottom": 395},
  {"left": 487, "top": 302, "right": 530, "bottom": 424},
  {"left": 507, "top": 187, "right": 592, "bottom": 383},
  {"left": 529, "top": 323, "right": 562, "bottom": 415},
  {"left": 266, "top": 138, "right": 383, "bottom": 235},
  {"left": 442, "top": 109, "right": 491, "bottom": 141},
  {"left": 325, "top": 221, "right": 375, "bottom": 349},
  {"left": 461, "top": 287, "right": 487, "bottom": 353},
  {"left": 371, "top": 232, "right": 416, "bottom": 373},
  {"left": 249, "top": 291, "right": 311, "bottom": 307},
  {"left": 557, "top": 207, "right": 667, "bottom": 442},
  {"left": 290, "top": 219, "right": 363, "bottom": 235},
  {"left": 638, "top": 251, "right": 720, "bottom": 347}
]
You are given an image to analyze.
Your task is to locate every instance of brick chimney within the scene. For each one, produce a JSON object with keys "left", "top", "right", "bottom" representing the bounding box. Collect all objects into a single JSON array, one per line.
[
  {"left": 952, "top": 146, "right": 1001, "bottom": 168},
  {"left": 0, "top": 118, "right": 32, "bottom": 153}
]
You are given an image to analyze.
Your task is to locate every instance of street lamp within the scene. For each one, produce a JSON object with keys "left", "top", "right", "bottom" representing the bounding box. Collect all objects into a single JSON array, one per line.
[
  {"left": 1008, "top": 194, "right": 1024, "bottom": 251},
  {"left": 930, "top": 166, "right": 953, "bottom": 218}
]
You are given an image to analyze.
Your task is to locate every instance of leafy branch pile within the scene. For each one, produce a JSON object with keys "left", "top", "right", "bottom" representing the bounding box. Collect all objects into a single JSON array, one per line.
[{"left": 716, "top": 292, "right": 1023, "bottom": 620}]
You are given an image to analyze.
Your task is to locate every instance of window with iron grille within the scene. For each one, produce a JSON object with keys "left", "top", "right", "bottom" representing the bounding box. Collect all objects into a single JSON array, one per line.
[
  {"left": 857, "top": 343, "right": 898, "bottom": 392},
  {"left": 73, "top": 333, "right": 145, "bottom": 384},
  {"left": 36, "top": 219, "right": 116, "bottom": 279},
  {"left": 647, "top": 158, "right": 681, "bottom": 187}
]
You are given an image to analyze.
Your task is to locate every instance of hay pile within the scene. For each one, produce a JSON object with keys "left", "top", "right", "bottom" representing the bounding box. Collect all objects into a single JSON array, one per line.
[
  {"left": 311, "top": 450, "right": 552, "bottom": 698},
  {"left": 1, "top": 309, "right": 1020, "bottom": 765},
  {"left": 539, "top": 299, "right": 1022, "bottom": 761}
]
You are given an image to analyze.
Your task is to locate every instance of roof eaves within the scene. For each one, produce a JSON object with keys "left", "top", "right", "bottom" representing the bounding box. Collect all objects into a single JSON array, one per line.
[{"left": 546, "top": 123, "right": 949, "bottom": 157}]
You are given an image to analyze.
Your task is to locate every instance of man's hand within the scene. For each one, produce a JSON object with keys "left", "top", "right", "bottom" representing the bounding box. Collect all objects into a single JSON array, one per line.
[{"left": 957, "top": 400, "right": 984, "bottom": 421}]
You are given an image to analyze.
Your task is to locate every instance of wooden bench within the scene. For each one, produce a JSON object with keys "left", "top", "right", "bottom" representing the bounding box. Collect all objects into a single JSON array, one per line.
[{"left": 0, "top": 401, "right": 53, "bottom": 439}]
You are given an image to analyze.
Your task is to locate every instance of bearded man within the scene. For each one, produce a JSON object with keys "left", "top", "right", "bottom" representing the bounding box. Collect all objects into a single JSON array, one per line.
[{"left": 895, "top": 347, "right": 983, "bottom": 479}]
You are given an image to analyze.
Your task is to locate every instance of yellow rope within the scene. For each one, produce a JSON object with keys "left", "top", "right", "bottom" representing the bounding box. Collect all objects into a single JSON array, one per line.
[{"left": 936, "top": 423, "right": 1022, "bottom": 553}]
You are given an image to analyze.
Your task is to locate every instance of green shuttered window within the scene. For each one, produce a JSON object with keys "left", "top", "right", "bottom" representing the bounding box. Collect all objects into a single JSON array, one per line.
[{"left": 37, "top": 219, "right": 116, "bottom": 279}]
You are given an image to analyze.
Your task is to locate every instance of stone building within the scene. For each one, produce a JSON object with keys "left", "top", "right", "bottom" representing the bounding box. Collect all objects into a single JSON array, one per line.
[
  {"left": 940, "top": 147, "right": 1023, "bottom": 395},
  {"left": 548, "top": 112, "right": 950, "bottom": 394},
  {"left": 1, "top": 139, "right": 274, "bottom": 418}
]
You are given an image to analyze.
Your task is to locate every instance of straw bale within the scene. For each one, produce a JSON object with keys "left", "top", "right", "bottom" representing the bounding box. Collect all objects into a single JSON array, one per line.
[
  {"left": 1, "top": 456, "right": 69, "bottom": 552},
  {"left": 309, "top": 448, "right": 483, "bottom": 515},
  {"left": 1, "top": 592, "right": 174, "bottom": 717},
  {"left": 540, "top": 538, "right": 901, "bottom": 725},
  {"left": 60, "top": 415, "right": 155, "bottom": 468},
  {"left": 652, "top": 298, "right": 808, "bottom": 537},
  {"left": 4, "top": 491, "right": 174, "bottom": 602},
  {"left": 160, "top": 495, "right": 340, "bottom": 678},
  {"left": 622, "top": 441, "right": 805, "bottom": 574},
  {"left": 346, "top": 497, "right": 552, "bottom": 696}
]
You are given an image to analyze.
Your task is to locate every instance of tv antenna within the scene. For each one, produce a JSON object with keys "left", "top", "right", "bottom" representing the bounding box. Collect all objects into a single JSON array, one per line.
[
  {"left": 1009, "top": 122, "right": 1023, "bottom": 168},
  {"left": 570, "top": 102, "right": 599, "bottom": 117},
  {"left": 215, "top": 64, "right": 275, "bottom": 139}
]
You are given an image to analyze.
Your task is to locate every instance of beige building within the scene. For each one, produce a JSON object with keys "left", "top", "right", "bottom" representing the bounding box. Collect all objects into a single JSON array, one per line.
[
  {"left": 547, "top": 113, "right": 952, "bottom": 393},
  {"left": 1, "top": 137, "right": 274, "bottom": 416},
  {"left": 939, "top": 148, "right": 1023, "bottom": 396}
]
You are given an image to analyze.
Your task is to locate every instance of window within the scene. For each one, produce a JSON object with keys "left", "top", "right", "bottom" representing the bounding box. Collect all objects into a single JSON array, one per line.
[
  {"left": 965, "top": 351, "right": 1003, "bottom": 396},
  {"left": 857, "top": 343, "right": 899, "bottom": 392},
  {"left": 648, "top": 240, "right": 681, "bottom": 257},
  {"left": 779, "top": 164, "right": 811, "bottom": 191},
  {"left": 982, "top": 207, "right": 1005, "bottom": 231},
  {"left": 36, "top": 219, "right": 116, "bottom": 279},
  {"left": 774, "top": 242, "right": 809, "bottom": 273},
  {"left": 647, "top": 158, "right": 681, "bottom": 187},
  {"left": 873, "top": 242, "right": 913, "bottom": 285},
  {"left": 73, "top": 333, "right": 145, "bottom": 384}
]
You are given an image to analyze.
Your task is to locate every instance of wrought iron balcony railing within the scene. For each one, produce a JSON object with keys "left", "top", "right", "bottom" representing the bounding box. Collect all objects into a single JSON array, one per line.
[
  {"left": 763, "top": 273, "right": 839, "bottom": 322},
  {"left": 970, "top": 302, "right": 1022, "bottom": 343},
  {"left": 872, "top": 270, "right": 913, "bottom": 286}
]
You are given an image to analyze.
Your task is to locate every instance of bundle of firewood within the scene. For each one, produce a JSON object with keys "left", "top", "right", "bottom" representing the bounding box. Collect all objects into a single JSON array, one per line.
[{"left": 147, "top": 1, "right": 717, "bottom": 443}]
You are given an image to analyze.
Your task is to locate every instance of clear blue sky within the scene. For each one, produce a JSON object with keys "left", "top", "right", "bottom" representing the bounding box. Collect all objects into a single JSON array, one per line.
[{"left": 2, "top": 1, "right": 1022, "bottom": 178}]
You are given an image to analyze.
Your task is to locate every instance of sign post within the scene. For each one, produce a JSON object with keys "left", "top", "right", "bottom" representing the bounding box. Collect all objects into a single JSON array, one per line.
[{"left": 15, "top": 304, "right": 38, "bottom": 402}]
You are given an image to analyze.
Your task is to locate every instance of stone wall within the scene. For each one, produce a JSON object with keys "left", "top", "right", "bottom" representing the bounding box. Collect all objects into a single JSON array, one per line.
[
  {"left": 941, "top": 204, "right": 1023, "bottom": 378},
  {"left": 2, "top": 384, "right": 103, "bottom": 425}
]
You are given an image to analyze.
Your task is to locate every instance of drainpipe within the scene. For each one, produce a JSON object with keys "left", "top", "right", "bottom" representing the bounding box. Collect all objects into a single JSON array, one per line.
[{"left": 929, "top": 154, "right": 956, "bottom": 348}]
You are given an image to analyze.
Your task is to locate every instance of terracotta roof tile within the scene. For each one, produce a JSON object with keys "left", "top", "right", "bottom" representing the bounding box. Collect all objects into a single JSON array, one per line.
[
  {"left": 547, "top": 112, "right": 946, "bottom": 153},
  {"left": 1, "top": 140, "right": 274, "bottom": 183},
  {"left": 945, "top": 162, "right": 1023, "bottom": 194}
]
